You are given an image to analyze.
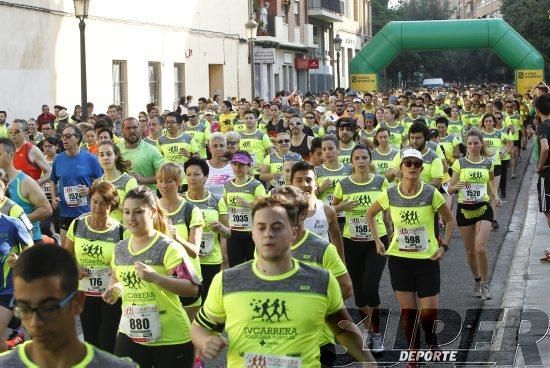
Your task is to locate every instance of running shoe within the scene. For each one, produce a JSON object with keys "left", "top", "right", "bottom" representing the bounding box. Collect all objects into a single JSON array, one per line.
[
  {"left": 481, "top": 284, "right": 492, "bottom": 300},
  {"left": 473, "top": 281, "right": 482, "bottom": 298},
  {"left": 371, "top": 332, "right": 385, "bottom": 353},
  {"left": 511, "top": 173, "right": 517, "bottom": 179},
  {"left": 6, "top": 331, "right": 25, "bottom": 350},
  {"left": 363, "top": 331, "right": 373, "bottom": 349},
  {"left": 52, "top": 233, "right": 62, "bottom": 246},
  {"left": 492, "top": 220, "right": 499, "bottom": 230}
]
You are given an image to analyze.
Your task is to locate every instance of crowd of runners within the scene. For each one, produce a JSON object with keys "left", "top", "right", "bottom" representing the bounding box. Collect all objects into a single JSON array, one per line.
[{"left": 0, "top": 81, "right": 548, "bottom": 367}]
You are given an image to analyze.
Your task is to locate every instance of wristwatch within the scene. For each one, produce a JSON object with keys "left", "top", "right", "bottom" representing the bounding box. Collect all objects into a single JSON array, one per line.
[{"left": 440, "top": 243, "right": 449, "bottom": 252}]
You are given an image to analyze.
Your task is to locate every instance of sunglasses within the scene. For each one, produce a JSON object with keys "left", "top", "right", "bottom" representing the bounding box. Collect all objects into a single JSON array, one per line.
[
  {"left": 402, "top": 160, "right": 423, "bottom": 168},
  {"left": 188, "top": 115, "right": 197, "bottom": 118},
  {"left": 289, "top": 121, "right": 302, "bottom": 126},
  {"left": 227, "top": 141, "right": 238, "bottom": 146},
  {"left": 61, "top": 133, "right": 77, "bottom": 139},
  {"left": 306, "top": 116, "right": 315, "bottom": 119},
  {"left": 326, "top": 130, "right": 336, "bottom": 134},
  {"left": 8, "top": 129, "right": 22, "bottom": 135},
  {"left": 277, "top": 139, "right": 290, "bottom": 144}
]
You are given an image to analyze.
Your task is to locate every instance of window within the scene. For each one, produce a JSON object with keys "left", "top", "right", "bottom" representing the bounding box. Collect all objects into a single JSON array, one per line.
[
  {"left": 148, "top": 62, "right": 161, "bottom": 106},
  {"left": 294, "top": 2, "right": 299, "bottom": 25},
  {"left": 112, "top": 60, "right": 128, "bottom": 118},
  {"left": 174, "top": 63, "right": 185, "bottom": 109}
]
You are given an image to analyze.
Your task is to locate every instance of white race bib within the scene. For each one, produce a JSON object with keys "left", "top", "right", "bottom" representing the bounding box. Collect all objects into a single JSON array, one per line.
[
  {"left": 199, "top": 231, "right": 215, "bottom": 257},
  {"left": 120, "top": 304, "right": 161, "bottom": 343},
  {"left": 461, "top": 183, "right": 486, "bottom": 204},
  {"left": 349, "top": 213, "right": 373, "bottom": 241},
  {"left": 397, "top": 226, "right": 428, "bottom": 252},
  {"left": 83, "top": 267, "right": 110, "bottom": 296},
  {"left": 63, "top": 185, "right": 88, "bottom": 207},
  {"left": 229, "top": 207, "right": 252, "bottom": 230},
  {"left": 244, "top": 353, "right": 302, "bottom": 368}
]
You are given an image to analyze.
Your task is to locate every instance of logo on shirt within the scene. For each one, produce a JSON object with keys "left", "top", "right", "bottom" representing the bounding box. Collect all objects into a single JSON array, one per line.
[
  {"left": 400, "top": 210, "right": 419, "bottom": 226},
  {"left": 228, "top": 196, "right": 238, "bottom": 207},
  {"left": 469, "top": 171, "right": 483, "bottom": 182},
  {"left": 82, "top": 242, "right": 104, "bottom": 259},
  {"left": 355, "top": 194, "right": 372, "bottom": 208},
  {"left": 378, "top": 162, "right": 389, "bottom": 171},
  {"left": 250, "top": 298, "right": 290, "bottom": 323},
  {"left": 119, "top": 270, "right": 144, "bottom": 290},
  {"left": 168, "top": 145, "right": 179, "bottom": 154}
]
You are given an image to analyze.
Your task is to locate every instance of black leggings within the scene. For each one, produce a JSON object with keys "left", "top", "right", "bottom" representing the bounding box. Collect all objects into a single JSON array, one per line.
[
  {"left": 115, "top": 333, "right": 194, "bottom": 368},
  {"left": 200, "top": 263, "right": 221, "bottom": 301},
  {"left": 227, "top": 230, "right": 255, "bottom": 267},
  {"left": 80, "top": 296, "right": 121, "bottom": 353},
  {"left": 500, "top": 159, "right": 509, "bottom": 195},
  {"left": 344, "top": 235, "right": 389, "bottom": 308}
]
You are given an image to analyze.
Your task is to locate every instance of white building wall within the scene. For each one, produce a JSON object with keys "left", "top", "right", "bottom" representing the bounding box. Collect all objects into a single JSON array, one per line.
[{"left": 0, "top": 0, "right": 250, "bottom": 119}]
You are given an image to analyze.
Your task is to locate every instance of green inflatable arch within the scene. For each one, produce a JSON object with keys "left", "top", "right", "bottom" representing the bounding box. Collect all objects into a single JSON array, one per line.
[{"left": 349, "top": 19, "right": 545, "bottom": 94}]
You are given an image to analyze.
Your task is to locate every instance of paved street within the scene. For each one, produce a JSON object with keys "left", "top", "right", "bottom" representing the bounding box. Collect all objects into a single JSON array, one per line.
[{"left": 202, "top": 145, "right": 538, "bottom": 367}]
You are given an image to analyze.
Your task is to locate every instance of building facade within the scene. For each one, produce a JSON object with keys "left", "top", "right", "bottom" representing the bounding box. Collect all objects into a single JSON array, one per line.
[
  {"left": 252, "top": 0, "right": 371, "bottom": 99},
  {"left": 452, "top": 0, "right": 502, "bottom": 19},
  {"left": 0, "top": 0, "right": 250, "bottom": 119}
]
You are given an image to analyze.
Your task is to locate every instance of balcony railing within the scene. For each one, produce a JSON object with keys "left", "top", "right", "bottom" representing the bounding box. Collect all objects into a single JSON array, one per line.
[{"left": 308, "top": 0, "right": 344, "bottom": 14}]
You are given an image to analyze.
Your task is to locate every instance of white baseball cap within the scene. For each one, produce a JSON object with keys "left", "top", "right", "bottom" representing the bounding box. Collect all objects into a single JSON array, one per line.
[
  {"left": 315, "top": 106, "right": 326, "bottom": 113},
  {"left": 401, "top": 148, "right": 423, "bottom": 163}
]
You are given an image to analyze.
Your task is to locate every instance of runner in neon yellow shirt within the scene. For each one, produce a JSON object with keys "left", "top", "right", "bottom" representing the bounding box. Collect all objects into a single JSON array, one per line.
[
  {"left": 2, "top": 245, "right": 137, "bottom": 367},
  {"left": 191, "top": 195, "right": 375, "bottom": 367},
  {"left": 103, "top": 186, "right": 201, "bottom": 367},
  {"left": 157, "top": 163, "right": 204, "bottom": 322},
  {"left": 367, "top": 148, "right": 455, "bottom": 353},
  {"left": 333, "top": 144, "right": 390, "bottom": 353},
  {"left": 183, "top": 157, "right": 231, "bottom": 300},
  {"left": 65, "top": 182, "right": 127, "bottom": 353},
  {"left": 448, "top": 129, "right": 502, "bottom": 300}
]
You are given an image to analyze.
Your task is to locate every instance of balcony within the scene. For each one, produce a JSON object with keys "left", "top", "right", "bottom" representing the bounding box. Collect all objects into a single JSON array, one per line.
[
  {"left": 308, "top": 0, "right": 344, "bottom": 23},
  {"left": 256, "top": 15, "right": 309, "bottom": 49}
]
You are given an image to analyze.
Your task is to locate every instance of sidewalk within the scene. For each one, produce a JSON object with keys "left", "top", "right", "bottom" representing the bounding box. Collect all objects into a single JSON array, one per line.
[{"left": 490, "top": 172, "right": 550, "bottom": 367}]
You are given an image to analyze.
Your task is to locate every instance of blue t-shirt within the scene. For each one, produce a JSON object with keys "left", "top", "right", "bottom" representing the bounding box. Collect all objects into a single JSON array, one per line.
[
  {"left": 50, "top": 150, "right": 103, "bottom": 218},
  {"left": 0, "top": 214, "right": 34, "bottom": 295}
]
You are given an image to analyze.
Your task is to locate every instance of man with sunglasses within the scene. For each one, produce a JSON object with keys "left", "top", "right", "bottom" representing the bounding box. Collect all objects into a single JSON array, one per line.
[
  {"left": 9, "top": 119, "right": 51, "bottom": 184},
  {"left": 0, "top": 245, "right": 137, "bottom": 366},
  {"left": 289, "top": 115, "right": 313, "bottom": 161},
  {"left": 387, "top": 122, "right": 444, "bottom": 190},
  {"left": 185, "top": 106, "right": 211, "bottom": 158},
  {"left": 157, "top": 112, "right": 198, "bottom": 166},
  {"left": 50, "top": 126, "right": 102, "bottom": 246},
  {"left": 260, "top": 132, "right": 291, "bottom": 189}
]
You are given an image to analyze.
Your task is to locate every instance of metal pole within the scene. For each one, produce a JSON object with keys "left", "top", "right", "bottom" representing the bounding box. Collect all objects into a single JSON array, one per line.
[
  {"left": 336, "top": 51, "right": 341, "bottom": 89},
  {"left": 250, "top": 41, "right": 255, "bottom": 100},
  {"left": 79, "top": 18, "right": 88, "bottom": 121}
]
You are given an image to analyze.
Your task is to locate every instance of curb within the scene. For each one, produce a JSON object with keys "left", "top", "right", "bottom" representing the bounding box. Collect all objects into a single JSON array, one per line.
[{"left": 488, "top": 163, "right": 539, "bottom": 363}]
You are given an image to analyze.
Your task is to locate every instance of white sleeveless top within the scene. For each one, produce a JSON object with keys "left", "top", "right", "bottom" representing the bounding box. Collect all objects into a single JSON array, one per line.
[
  {"left": 303, "top": 199, "right": 330, "bottom": 241},
  {"left": 205, "top": 162, "right": 234, "bottom": 197}
]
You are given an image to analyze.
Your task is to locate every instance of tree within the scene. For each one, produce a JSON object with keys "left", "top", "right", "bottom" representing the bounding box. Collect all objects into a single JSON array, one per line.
[
  {"left": 371, "top": 0, "right": 396, "bottom": 35},
  {"left": 394, "top": 0, "right": 452, "bottom": 20},
  {"left": 501, "top": 0, "right": 550, "bottom": 76}
]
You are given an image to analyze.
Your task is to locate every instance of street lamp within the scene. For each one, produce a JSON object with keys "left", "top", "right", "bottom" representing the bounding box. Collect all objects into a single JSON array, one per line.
[
  {"left": 245, "top": 19, "right": 258, "bottom": 100},
  {"left": 334, "top": 34, "right": 342, "bottom": 89},
  {"left": 74, "top": 0, "right": 90, "bottom": 121}
]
